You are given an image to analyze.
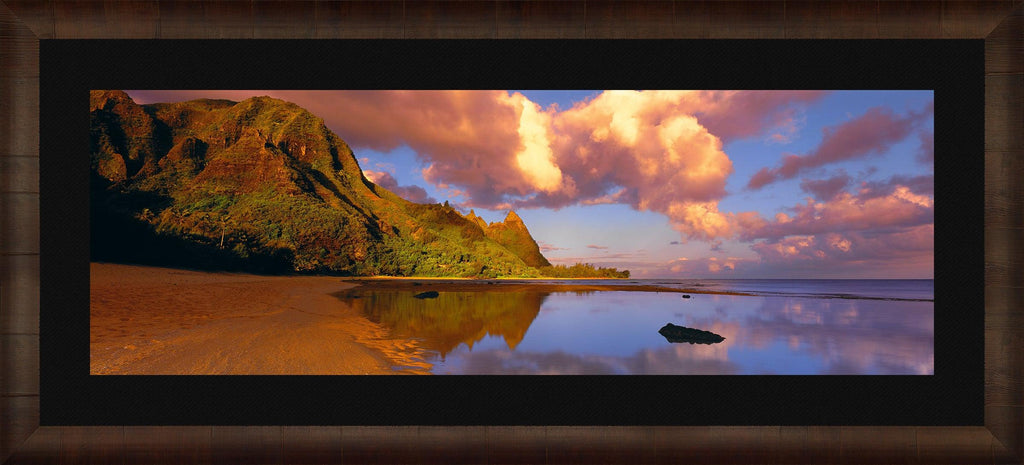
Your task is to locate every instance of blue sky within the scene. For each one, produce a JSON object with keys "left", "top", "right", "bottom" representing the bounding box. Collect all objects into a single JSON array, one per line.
[{"left": 127, "top": 90, "right": 935, "bottom": 278}]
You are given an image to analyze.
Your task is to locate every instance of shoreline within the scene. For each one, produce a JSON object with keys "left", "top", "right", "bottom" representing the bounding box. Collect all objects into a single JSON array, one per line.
[
  {"left": 343, "top": 277, "right": 757, "bottom": 296},
  {"left": 89, "top": 263, "right": 768, "bottom": 375},
  {"left": 90, "top": 263, "right": 430, "bottom": 375}
]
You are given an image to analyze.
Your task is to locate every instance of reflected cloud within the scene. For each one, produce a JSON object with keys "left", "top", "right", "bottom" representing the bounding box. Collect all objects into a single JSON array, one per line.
[
  {"left": 443, "top": 342, "right": 742, "bottom": 375},
  {"left": 338, "top": 288, "right": 932, "bottom": 375},
  {"left": 704, "top": 297, "right": 933, "bottom": 375}
]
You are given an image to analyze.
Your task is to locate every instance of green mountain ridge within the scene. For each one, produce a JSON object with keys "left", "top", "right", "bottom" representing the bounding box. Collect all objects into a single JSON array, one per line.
[
  {"left": 90, "top": 90, "right": 552, "bottom": 277},
  {"left": 482, "top": 211, "right": 552, "bottom": 268}
]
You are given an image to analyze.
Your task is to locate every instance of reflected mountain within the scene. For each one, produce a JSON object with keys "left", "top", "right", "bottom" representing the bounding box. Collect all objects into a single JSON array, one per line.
[
  {"left": 333, "top": 288, "right": 932, "bottom": 375},
  {"left": 335, "top": 290, "right": 554, "bottom": 356}
]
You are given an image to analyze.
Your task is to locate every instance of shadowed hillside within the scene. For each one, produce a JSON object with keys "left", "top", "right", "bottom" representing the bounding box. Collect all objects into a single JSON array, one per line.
[{"left": 90, "top": 90, "right": 628, "bottom": 278}]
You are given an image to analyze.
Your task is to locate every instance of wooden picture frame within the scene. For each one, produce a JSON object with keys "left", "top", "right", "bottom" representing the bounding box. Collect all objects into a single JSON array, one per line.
[{"left": 2, "top": 1, "right": 1021, "bottom": 463}]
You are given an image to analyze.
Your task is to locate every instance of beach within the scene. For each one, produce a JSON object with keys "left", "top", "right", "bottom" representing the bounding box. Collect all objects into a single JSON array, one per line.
[
  {"left": 91, "top": 263, "right": 932, "bottom": 375},
  {"left": 90, "top": 264, "right": 699, "bottom": 375},
  {"left": 90, "top": 263, "right": 431, "bottom": 375}
]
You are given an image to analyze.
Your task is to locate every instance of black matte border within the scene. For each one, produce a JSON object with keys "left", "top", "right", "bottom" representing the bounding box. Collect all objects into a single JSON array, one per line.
[{"left": 40, "top": 39, "right": 983, "bottom": 426}]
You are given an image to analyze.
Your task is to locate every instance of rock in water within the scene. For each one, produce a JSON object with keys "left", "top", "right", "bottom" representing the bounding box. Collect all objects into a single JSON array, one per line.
[
  {"left": 414, "top": 291, "right": 439, "bottom": 299},
  {"left": 658, "top": 323, "right": 725, "bottom": 344},
  {"left": 681, "top": 294, "right": 691, "bottom": 299}
]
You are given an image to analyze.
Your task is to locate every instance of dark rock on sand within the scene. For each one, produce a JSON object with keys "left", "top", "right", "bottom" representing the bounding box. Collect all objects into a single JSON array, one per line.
[
  {"left": 414, "top": 291, "right": 440, "bottom": 299},
  {"left": 658, "top": 323, "right": 725, "bottom": 344}
]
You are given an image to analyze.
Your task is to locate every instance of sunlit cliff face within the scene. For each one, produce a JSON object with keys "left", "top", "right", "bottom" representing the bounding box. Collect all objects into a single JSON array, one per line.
[{"left": 126, "top": 90, "right": 934, "bottom": 278}]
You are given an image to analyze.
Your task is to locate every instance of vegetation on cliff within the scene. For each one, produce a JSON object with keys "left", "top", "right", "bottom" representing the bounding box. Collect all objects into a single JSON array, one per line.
[
  {"left": 538, "top": 263, "right": 630, "bottom": 279},
  {"left": 89, "top": 90, "right": 627, "bottom": 278}
]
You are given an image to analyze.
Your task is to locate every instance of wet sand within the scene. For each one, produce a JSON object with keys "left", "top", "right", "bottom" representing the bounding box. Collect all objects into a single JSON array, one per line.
[
  {"left": 90, "top": 263, "right": 430, "bottom": 375},
  {"left": 91, "top": 264, "right": 748, "bottom": 375}
]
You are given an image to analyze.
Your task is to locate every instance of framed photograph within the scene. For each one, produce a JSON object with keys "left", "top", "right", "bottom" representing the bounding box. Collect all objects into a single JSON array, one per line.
[
  {"left": 85, "top": 86, "right": 937, "bottom": 379},
  {"left": 2, "top": 2, "right": 1021, "bottom": 463}
]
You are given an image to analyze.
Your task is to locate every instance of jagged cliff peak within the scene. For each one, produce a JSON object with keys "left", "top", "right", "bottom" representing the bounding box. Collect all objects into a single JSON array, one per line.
[
  {"left": 503, "top": 210, "right": 524, "bottom": 225},
  {"left": 89, "top": 91, "right": 549, "bottom": 277},
  {"left": 485, "top": 210, "right": 551, "bottom": 268}
]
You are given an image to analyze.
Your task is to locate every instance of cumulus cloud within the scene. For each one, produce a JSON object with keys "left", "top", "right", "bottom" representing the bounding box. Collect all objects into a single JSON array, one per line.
[
  {"left": 647, "top": 178, "right": 934, "bottom": 277},
  {"left": 739, "top": 186, "right": 933, "bottom": 241},
  {"left": 665, "top": 201, "right": 735, "bottom": 241},
  {"left": 125, "top": 90, "right": 932, "bottom": 277},
  {"left": 362, "top": 170, "right": 437, "bottom": 204},
  {"left": 747, "top": 225, "right": 933, "bottom": 272},
  {"left": 747, "top": 102, "right": 933, "bottom": 190},
  {"left": 666, "top": 256, "right": 743, "bottom": 275},
  {"left": 657, "top": 223, "right": 933, "bottom": 278},
  {"left": 127, "top": 90, "right": 827, "bottom": 244},
  {"left": 735, "top": 188, "right": 934, "bottom": 277}
]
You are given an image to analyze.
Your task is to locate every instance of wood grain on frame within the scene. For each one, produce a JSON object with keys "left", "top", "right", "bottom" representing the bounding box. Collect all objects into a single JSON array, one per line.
[{"left": 0, "top": 1, "right": 1021, "bottom": 464}]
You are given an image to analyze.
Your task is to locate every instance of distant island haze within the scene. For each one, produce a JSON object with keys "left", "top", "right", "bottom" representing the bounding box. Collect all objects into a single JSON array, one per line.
[{"left": 89, "top": 90, "right": 934, "bottom": 376}]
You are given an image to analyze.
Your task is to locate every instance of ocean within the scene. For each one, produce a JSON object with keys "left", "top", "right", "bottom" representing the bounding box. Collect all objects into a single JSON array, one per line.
[{"left": 340, "top": 279, "right": 935, "bottom": 375}]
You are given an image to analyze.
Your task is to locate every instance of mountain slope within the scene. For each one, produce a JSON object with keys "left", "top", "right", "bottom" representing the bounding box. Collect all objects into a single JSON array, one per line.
[
  {"left": 89, "top": 90, "right": 545, "bottom": 277},
  {"left": 482, "top": 211, "right": 552, "bottom": 268}
]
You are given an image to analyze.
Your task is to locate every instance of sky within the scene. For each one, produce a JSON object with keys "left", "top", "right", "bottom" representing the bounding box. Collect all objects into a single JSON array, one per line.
[{"left": 125, "top": 90, "right": 934, "bottom": 279}]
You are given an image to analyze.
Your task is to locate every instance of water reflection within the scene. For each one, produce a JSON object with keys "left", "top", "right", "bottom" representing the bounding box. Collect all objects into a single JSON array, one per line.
[
  {"left": 336, "top": 289, "right": 554, "bottom": 357},
  {"left": 335, "top": 289, "right": 933, "bottom": 375}
]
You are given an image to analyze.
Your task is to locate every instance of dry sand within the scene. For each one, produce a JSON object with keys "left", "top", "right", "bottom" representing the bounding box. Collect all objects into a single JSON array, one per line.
[{"left": 90, "top": 263, "right": 430, "bottom": 375}]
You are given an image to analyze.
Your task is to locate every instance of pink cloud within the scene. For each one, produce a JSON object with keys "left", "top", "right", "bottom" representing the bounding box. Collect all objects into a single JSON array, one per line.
[
  {"left": 857, "top": 174, "right": 933, "bottom": 200},
  {"left": 799, "top": 171, "right": 851, "bottom": 200},
  {"left": 683, "top": 182, "right": 934, "bottom": 277},
  {"left": 689, "top": 91, "right": 825, "bottom": 143},
  {"left": 129, "top": 90, "right": 533, "bottom": 207},
  {"left": 663, "top": 256, "right": 744, "bottom": 276},
  {"left": 654, "top": 223, "right": 933, "bottom": 278},
  {"left": 125, "top": 90, "right": 929, "bottom": 255},
  {"left": 916, "top": 130, "right": 934, "bottom": 164},
  {"left": 740, "top": 186, "right": 933, "bottom": 241},
  {"left": 127, "top": 90, "right": 827, "bottom": 242},
  {"left": 746, "top": 225, "right": 933, "bottom": 276},
  {"left": 362, "top": 170, "right": 437, "bottom": 204},
  {"left": 764, "top": 112, "right": 805, "bottom": 145},
  {"left": 747, "top": 102, "right": 933, "bottom": 189},
  {"left": 637, "top": 180, "right": 933, "bottom": 274},
  {"left": 537, "top": 242, "right": 569, "bottom": 253}
]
